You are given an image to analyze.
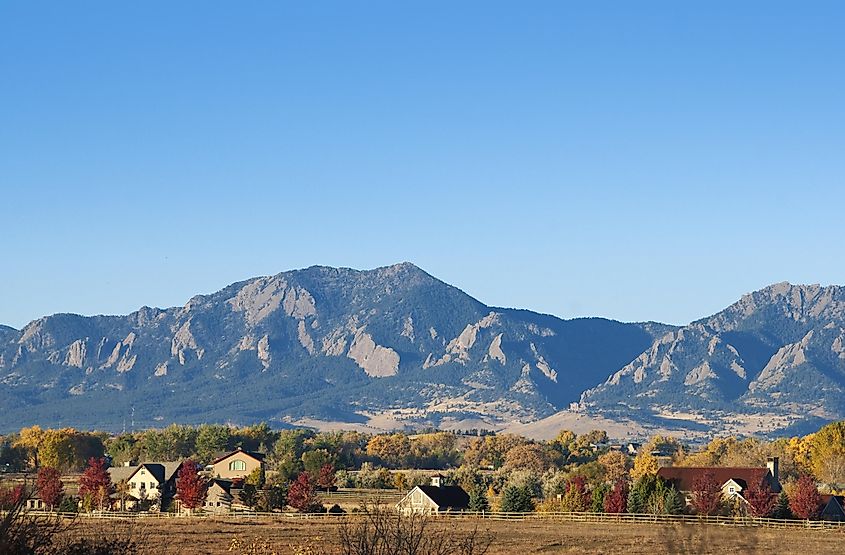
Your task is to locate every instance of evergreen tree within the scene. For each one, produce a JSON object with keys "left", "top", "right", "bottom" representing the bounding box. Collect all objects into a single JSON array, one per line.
[
  {"left": 468, "top": 484, "right": 490, "bottom": 512},
  {"left": 500, "top": 484, "right": 534, "bottom": 513},
  {"left": 591, "top": 483, "right": 610, "bottom": 513},
  {"left": 773, "top": 491, "right": 792, "bottom": 519}
]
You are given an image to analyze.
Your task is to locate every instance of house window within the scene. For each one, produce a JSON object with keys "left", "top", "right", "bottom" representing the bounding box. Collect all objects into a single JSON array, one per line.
[
  {"left": 729, "top": 487, "right": 735, "bottom": 494},
  {"left": 229, "top": 459, "right": 247, "bottom": 471},
  {"left": 130, "top": 482, "right": 135, "bottom": 488}
]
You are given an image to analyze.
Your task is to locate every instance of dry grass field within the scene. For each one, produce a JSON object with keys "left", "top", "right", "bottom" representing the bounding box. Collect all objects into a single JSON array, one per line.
[{"left": 70, "top": 517, "right": 845, "bottom": 555}]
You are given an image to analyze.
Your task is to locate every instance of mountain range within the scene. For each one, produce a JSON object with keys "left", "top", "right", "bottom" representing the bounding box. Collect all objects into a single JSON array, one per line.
[{"left": 1, "top": 263, "right": 843, "bottom": 438}]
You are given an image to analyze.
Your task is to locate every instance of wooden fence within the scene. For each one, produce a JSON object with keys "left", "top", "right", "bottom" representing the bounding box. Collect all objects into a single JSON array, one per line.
[{"left": 13, "top": 510, "right": 845, "bottom": 531}]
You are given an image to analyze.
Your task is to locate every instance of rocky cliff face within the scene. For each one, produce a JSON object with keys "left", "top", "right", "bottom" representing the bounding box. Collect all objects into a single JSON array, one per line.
[
  {"left": 5, "top": 270, "right": 841, "bottom": 436},
  {"left": 579, "top": 283, "right": 845, "bottom": 431},
  {"left": 0, "top": 263, "right": 662, "bottom": 431}
]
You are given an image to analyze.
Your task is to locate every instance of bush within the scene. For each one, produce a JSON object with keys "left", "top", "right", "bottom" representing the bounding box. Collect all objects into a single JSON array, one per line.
[{"left": 339, "top": 505, "right": 494, "bottom": 555}]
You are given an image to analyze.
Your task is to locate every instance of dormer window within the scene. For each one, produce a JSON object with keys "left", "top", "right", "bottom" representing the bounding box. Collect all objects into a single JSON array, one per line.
[
  {"left": 728, "top": 487, "right": 735, "bottom": 494},
  {"left": 229, "top": 459, "right": 246, "bottom": 471}
]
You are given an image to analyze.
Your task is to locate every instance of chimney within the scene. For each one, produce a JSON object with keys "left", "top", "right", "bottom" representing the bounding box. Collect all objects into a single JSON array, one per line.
[
  {"left": 766, "top": 457, "right": 779, "bottom": 483},
  {"left": 430, "top": 475, "right": 442, "bottom": 488}
]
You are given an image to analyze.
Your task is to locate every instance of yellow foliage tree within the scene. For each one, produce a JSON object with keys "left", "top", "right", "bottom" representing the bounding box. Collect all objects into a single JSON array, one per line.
[
  {"left": 14, "top": 425, "right": 45, "bottom": 468},
  {"left": 630, "top": 451, "right": 658, "bottom": 482},
  {"left": 809, "top": 422, "right": 845, "bottom": 486},
  {"left": 598, "top": 451, "right": 630, "bottom": 484},
  {"left": 366, "top": 433, "right": 411, "bottom": 468}
]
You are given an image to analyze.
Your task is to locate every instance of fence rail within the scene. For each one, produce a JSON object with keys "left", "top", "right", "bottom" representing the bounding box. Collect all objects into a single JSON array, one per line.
[{"left": 11, "top": 509, "right": 845, "bottom": 531}]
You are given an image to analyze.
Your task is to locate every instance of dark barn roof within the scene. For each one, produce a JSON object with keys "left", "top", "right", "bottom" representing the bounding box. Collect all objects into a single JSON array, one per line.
[{"left": 417, "top": 485, "right": 470, "bottom": 510}]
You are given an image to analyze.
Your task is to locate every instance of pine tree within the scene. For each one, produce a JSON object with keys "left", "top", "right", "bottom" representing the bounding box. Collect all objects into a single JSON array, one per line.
[
  {"left": 591, "top": 483, "right": 610, "bottom": 513},
  {"left": 468, "top": 484, "right": 490, "bottom": 512},
  {"left": 628, "top": 475, "right": 660, "bottom": 514},
  {"left": 773, "top": 491, "right": 791, "bottom": 519},
  {"left": 500, "top": 484, "right": 534, "bottom": 513},
  {"left": 239, "top": 483, "right": 258, "bottom": 508}
]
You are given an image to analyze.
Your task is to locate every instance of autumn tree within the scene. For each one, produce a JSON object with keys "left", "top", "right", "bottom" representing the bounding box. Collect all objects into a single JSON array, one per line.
[
  {"left": 35, "top": 466, "right": 64, "bottom": 509},
  {"left": 0, "top": 483, "right": 26, "bottom": 509},
  {"left": 78, "top": 457, "right": 112, "bottom": 511},
  {"left": 630, "top": 450, "right": 658, "bottom": 482},
  {"left": 809, "top": 421, "right": 845, "bottom": 487},
  {"left": 789, "top": 475, "right": 821, "bottom": 520},
  {"left": 690, "top": 471, "right": 722, "bottom": 516},
  {"left": 598, "top": 451, "right": 630, "bottom": 485},
  {"left": 604, "top": 479, "right": 628, "bottom": 513},
  {"left": 408, "top": 432, "right": 460, "bottom": 468},
  {"left": 366, "top": 434, "right": 411, "bottom": 468},
  {"left": 744, "top": 479, "right": 776, "bottom": 517},
  {"left": 14, "top": 426, "right": 46, "bottom": 468},
  {"left": 548, "top": 430, "right": 576, "bottom": 464},
  {"left": 502, "top": 443, "right": 555, "bottom": 475},
  {"left": 317, "top": 463, "right": 336, "bottom": 491},
  {"left": 176, "top": 460, "right": 208, "bottom": 512},
  {"left": 559, "top": 476, "right": 590, "bottom": 512},
  {"left": 287, "top": 471, "right": 321, "bottom": 512},
  {"left": 463, "top": 434, "right": 527, "bottom": 470}
]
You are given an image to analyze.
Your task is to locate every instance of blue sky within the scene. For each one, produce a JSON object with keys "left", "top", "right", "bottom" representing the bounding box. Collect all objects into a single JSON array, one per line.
[{"left": 1, "top": 1, "right": 843, "bottom": 329}]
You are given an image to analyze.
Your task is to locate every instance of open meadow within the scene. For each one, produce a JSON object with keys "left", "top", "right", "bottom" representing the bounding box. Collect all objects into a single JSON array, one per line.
[{"left": 67, "top": 516, "right": 844, "bottom": 555}]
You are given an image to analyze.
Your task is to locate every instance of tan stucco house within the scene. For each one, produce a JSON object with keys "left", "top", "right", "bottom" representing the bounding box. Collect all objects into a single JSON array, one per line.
[{"left": 209, "top": 448, "right": 265, "bottom": 480}]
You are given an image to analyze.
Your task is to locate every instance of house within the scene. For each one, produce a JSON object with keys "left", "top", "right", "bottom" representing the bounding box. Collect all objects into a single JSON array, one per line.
[
  {"left": 202, "top": 478, "right": 255, "bottom": 513},
  {"left": 396, "top": 475, "right": 470, "bottom": 514},
  {"left": 107, "top": 461, "right": 184, "bottom": 510},
  {"left": 26, "top": 494, "right": 47, "bottom": 511},
  {"left": 820, "top": 495, "right": 845, "bottom": 521},
  {"left": 657, "top": 457, "right": 782, "bottom": 509},
  {"left": 203, "top": 478, "right": 235, "bottom": 514},
  {"left": 209, "top": 448, "right": 265, "bottom": 480}
]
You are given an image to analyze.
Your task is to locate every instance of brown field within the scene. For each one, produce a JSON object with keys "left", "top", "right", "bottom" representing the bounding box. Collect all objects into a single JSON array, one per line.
[{"left": 69, "top": 517, "right": 845, "bottom": 555}]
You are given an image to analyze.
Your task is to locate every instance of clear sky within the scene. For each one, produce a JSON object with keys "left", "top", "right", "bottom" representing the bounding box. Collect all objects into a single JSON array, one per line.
[{"left": 1, "top": 1, "right": 843, "bottom": 330}]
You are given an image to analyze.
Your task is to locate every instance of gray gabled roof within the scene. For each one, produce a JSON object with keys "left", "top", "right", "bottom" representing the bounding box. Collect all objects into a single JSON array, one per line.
[{"left": 107, "top": 461, "right": 183, "bottom": 484}]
